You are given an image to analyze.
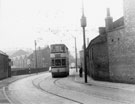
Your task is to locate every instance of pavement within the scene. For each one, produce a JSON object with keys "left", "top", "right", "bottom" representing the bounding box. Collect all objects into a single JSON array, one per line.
[{"left": 74, "top": 71, "right": 135, "bottom": 92}]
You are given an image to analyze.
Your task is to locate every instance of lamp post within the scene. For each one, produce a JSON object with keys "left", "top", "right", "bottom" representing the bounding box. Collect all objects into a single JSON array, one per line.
[
  {"left": 42, "top": 58, "right": 45, "bottom": 68},
  {"left": 71, "top": 35, "right": 78, "bottom": 72},
  {"left": 74, "top": 37, "right": 78, "bottom": 72},
  {"left": 34, "top": 40, "right": 38, "bottom": 73},
  {"left": 80, "top": 0, "right": 87, "bottom": 83}
]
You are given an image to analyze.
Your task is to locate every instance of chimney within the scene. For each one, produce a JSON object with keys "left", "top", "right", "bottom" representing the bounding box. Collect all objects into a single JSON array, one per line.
[
  {"left": 105, "top": 8, "right": 113, "bottom": 31},
  {"left": 87, "top": 38, "right": 89, "bottom": 47},
  {"left": 123, "top": 0, "right": 135, "bottom": 33},
  {"left": 99, "top": 27, "right": 106, "bottom": 35}
]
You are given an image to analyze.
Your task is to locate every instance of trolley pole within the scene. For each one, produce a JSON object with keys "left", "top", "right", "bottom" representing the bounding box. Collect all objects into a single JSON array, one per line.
[{"left": 80, "top": 0, "right": 87, "bottom": 83}]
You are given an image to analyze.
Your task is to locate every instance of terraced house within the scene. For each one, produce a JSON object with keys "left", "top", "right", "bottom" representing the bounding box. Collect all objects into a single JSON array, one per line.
[{"left": 87, "top": 0, "right": 135, "bottom": 83}]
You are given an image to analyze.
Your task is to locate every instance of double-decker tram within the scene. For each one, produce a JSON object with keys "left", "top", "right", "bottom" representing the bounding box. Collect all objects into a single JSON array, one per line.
[{"left": 50, "top": 44, "right": 69, "bottom": 77}]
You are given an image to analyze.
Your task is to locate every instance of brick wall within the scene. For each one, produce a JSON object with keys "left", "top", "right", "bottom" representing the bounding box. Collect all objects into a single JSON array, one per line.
[
  {"left": 108, "top": 0, "right": 135, "bottom": 83},
  {"left": 92, "top": 43, "right": 109, "bottom": 80},
  {"left": 87, "top": 35, "right": 109, "bottom": 81},
  {"left": 124, "top": 0, "right": 135, "bottom": 33}
]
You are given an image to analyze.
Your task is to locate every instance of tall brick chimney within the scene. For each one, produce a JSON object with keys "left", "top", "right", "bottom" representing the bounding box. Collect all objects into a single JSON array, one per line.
[
  {"left": 105, "top": 8, "right": 113, "bottom": 31},
  {"left": 123, "top": 0, "right": 135, "bottom": 33}
]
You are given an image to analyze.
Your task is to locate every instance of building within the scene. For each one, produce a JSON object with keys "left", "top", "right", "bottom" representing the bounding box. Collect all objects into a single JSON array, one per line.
[
  {"left": 11, "top": 50, "right": 30, "bottom": 68},
  {"left": 0, "top": 50, "right": 11, "bottom": 79},
  {"left": 108, "top": 0, "right": 135, "bottom": 83},
  {"left": 87, "top": 0, "right": 135, "bottom": 83},
  {"left": 28, "top": 46, "right": 50, "bottom": 68},
  {"left": 12, "top": 55, "right": 29, "bottom": 68},
  {"left": 87, "top": 27, "right": 109, "bottom": 81}
]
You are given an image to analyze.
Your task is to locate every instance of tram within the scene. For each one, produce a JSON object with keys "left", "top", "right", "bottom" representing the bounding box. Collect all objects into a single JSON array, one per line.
[{"left": 50, "top": 44, "right": 69, "bottom": 77}]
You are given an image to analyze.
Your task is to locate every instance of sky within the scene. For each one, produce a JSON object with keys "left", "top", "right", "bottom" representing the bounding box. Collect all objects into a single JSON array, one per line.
[{"left": 0, "top": 0, "right": 123, "bottom": 55}]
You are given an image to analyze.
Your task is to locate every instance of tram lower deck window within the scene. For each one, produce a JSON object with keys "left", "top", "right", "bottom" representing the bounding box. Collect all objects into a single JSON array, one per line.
[
  {"left": 55, "top": 59, "right": 61, "bottom": 66},
  {"left": 51, "top": 59, "right": 55, "bottom": 66},
  {"left": 62, "top": 59, "right": 66, "bottom": 66}
]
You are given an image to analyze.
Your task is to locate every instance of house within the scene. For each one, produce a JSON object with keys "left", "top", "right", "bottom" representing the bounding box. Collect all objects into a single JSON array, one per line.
[{"left": 87, "top": 0, "right": 135, "bottom": 83}]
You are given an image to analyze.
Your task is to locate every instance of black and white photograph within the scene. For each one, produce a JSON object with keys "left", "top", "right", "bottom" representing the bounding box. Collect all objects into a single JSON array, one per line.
[{"left": 0, "top": 0, "right": 135, "bottom": 104}]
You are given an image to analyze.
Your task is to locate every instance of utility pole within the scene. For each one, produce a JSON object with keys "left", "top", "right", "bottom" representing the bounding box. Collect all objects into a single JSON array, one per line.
[
  {"left": 80, "top": 0, "right": 87, "bottom": 83},
  {"left": 75, "top": 37, "right": 78, "bottom": 72},
  {"left": 34, "top": 40, "right": 38, "bottom": 73}
]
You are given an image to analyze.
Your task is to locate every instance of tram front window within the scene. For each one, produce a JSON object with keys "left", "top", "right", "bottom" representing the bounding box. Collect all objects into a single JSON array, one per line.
[
  {"left": 55, "top": 59, "right": 61, "bottom": 66},
  {"left": 62, "top": 59, "right": 66, "bottom": 66}
]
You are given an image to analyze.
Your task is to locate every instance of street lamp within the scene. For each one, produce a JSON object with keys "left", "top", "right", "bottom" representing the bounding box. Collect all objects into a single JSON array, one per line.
[
  {"left": 34, "top": 40, "right": 38, "bottom": 73},
  {"left": 71, "top": 35, "right": 78, "bottom": 72},
  {"left": 80, "top": 0, "right": 87, "bottom": 83},
  {"left": 74, "top": 37, "right": 78, "bottom": 72},
  {"left": 34, "top": 38, "right": 44, "bottom": 73},
  {"left": 42, "top": 58, "right": 45, "bottom": 68}
]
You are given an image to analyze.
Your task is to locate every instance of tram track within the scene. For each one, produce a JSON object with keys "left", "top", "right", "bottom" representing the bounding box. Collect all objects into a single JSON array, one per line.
[
  {"left": 32, "top": 76, "right": 83, "bottom": 104},
  {"left": 32, "top": 75, "right": 133, "bottom": 104},
  {"left": 3, "top": 73, "right": 133, "bottom": 104},
  {"left": 3, "top": 75, "right": 34, "bottom": 104},
  {"left": 52, "top": 76, "right": 132, "bottom": 104}
]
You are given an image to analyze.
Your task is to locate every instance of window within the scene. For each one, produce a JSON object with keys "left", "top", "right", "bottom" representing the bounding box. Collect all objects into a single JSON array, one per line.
[
  {"left": 62, "top": 59, "right": 66, "bottom": 66},
  {"left": 51, "top": 59, "right": 55, "bottom": 66},
  {"left": 51, "top": 45, "right": 66, "bottom": 53},
  {"left": 61, "top": 46, "right": 65, "bottom": 52},
  {"left": 55, "top": 59, "right": 61, "bottom": 66}
]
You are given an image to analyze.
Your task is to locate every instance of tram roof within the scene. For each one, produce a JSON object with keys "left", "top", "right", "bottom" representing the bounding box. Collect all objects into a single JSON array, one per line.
[
  {"left": 50, "top": 44, "right": 68, "bottom": 48},
  {"left": 51, "top": 44, "right": 66, "bottom": 46}
]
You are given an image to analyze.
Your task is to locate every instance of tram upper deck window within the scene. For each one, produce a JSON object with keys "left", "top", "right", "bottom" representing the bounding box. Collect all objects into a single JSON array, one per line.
[
  {"left": 51, "top": 45, "right": 65, "bottom": 53},
  {"left": 60, "top": 46, "right": 65, "bottom": 52}
]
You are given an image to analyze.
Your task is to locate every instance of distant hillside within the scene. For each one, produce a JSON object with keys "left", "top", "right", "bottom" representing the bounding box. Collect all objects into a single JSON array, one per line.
[{"left": 10, "top": 49, "right": 29, "bottom": 57}]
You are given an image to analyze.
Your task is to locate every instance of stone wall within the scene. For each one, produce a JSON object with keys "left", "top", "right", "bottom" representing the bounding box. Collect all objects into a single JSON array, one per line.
[{"left": 11, "top": 67, "right": 49, "bottom": 76}]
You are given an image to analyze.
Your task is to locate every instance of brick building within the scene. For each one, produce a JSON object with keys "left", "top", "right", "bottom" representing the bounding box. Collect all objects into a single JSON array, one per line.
[
  {"left": 108, "top": 0, "right": 135, "bottom": 83},
  {"left": 87, "top": 0, "right": 135, "bottom": 83},
  {"left": 28, "top": 46, "right": 50, "bottom": 68},
  {"left": 87, "top": 27, "right": 109, "bottom": 81}
]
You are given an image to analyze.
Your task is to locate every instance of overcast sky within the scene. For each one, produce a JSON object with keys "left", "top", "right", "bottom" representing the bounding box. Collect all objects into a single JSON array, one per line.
[{"left": 0, "top": 0, "right": 123, "bottom": 54}]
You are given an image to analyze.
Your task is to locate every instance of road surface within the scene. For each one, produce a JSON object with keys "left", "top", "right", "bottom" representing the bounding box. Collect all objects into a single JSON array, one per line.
[{"left": 4, "top": 70, "right": 135, "bottom": 104}]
